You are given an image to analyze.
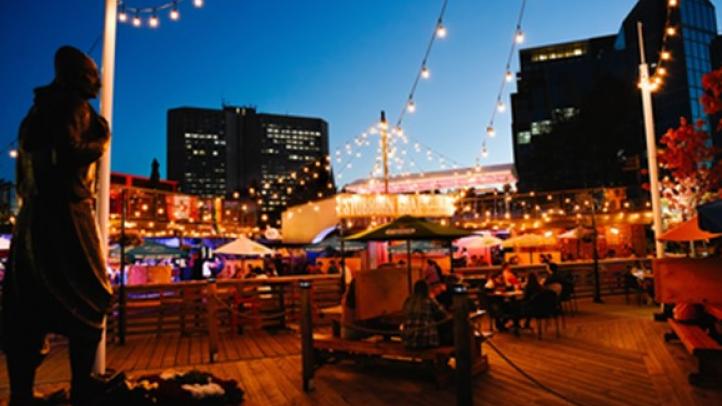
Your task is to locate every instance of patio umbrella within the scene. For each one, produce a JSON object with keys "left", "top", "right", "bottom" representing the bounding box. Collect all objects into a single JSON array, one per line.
[
  {"left": 698, "top": 200, "right": 722, "bottom": 233},
  {"left": 126, "top": 241, "right": 185, "bottom": 261},
  {"left": 347, "top": 216, "right": 472, "bottom": 290},
  {"left": 455, "top": 234, "right": 503, "bottom": 249},
  {"left": 501, "top": 233, "right": 557, "bottom": 248},
  {"left": 502, "top": 233, "right": 557, "bottom": 263},
  {"left": 558, "top": 227, "right": 593, "bottom": 239},
  {"left": 215, "top": 236, "right": 274, "bottom": 256},
  {"left": 306, "top": 236, "right": 365, "bottom": 253},
  {"left": 658, "top": 217, "right": 722, "bottom": 242}
]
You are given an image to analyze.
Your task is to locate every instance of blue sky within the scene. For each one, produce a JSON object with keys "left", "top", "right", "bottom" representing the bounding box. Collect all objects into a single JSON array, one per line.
[{"left": 1, "top": 1, "right": 720, "bottom": 185}]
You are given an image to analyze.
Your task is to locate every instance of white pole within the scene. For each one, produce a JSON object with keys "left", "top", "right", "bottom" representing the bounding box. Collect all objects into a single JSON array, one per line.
[
  {"left": 95, "top": 0, "right": 118, "bottom": 375},
  {"left": 637, "top": 22, "right": 665, "bottom": 259}
]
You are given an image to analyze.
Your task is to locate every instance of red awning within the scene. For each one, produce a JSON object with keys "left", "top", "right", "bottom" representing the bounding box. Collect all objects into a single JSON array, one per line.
[{"left": 658, "top": 217, "right": 722, "bottom": 242}]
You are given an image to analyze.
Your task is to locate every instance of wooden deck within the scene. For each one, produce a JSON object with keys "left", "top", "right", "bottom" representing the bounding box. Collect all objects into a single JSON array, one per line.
[{"left": 2, "top": 297, "right": 721, "bottom": 405}]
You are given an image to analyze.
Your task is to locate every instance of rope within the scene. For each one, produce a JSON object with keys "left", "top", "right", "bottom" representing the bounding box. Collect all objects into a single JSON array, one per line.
[{"left": 485, "top": 339, "right": 584, "bottom": 406}]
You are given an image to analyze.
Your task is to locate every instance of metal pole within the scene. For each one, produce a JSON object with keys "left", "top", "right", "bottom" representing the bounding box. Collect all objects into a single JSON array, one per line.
[
  {"left": 637, "top": 22, "right": 664, "bottom": 258},
  {"left": 119, "top": 188, "right": 127, "bottom": 344},
  {"left": 380, "top": 111, "right": 389, "bottom": 194},
  {"left": 591, "top": 198, "right": 602, "bottom": 303},
  {"left": 95, "top": 0, "right": 118, "bottom": 376}
]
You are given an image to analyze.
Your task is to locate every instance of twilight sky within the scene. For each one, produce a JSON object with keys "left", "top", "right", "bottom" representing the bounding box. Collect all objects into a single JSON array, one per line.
[{"left": 1, "top": 0, "right": 720, "bottom": 185}]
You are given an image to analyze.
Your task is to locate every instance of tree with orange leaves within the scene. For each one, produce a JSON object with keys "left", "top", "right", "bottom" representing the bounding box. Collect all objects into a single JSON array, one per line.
[{"left": 657, "top": 69, "right": 722, "bottom": 221}]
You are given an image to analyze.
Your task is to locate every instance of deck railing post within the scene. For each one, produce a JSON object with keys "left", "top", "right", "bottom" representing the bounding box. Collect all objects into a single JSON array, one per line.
[
  {"left": 300, "top": 280, "right": 314, "bottom": 392},
  {"left": 206, "top": 279, "right": 219, "bottom": 363},
  {"left": 453, "top": 284, "right": 472, "bottom": 406}
]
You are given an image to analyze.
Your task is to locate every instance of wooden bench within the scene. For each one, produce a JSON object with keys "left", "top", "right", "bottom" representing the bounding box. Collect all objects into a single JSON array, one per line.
[
  {"left": 665, "top": 319, "right": 722, "bottom": 387},
  {"left": 312, "top": 333, "right": 488, "bottom": 387}
]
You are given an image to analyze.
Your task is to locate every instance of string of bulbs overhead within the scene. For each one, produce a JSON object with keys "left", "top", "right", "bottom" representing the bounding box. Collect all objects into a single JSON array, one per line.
[
  {"left": 117, "top": 0, "right": 205, "bottom": 28},
  {"left": 644, "top": 0, "right": 679, "bottom": 92},
  {"left": 481, "top": 0, "right": 527, "bottom": 160}
]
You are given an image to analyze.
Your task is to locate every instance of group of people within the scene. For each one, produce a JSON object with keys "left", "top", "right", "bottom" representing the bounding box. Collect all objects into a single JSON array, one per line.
[{"left": 485, "top": 262, "right": 573, "bottom": 334}]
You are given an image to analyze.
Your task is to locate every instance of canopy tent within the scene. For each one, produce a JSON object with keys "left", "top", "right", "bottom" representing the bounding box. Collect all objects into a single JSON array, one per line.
[
  {"left": 215, "top": 236, "right": 274, "bottom": 257},
  {"left": 698, "top": 200, "right": 722, "bottom": 233},
  {"left": 658, "top": 217, "right": 722, "bottom": 242},
  {"left": 346, "top": 216, "right": 472, "bottom": 291},
  {"left": 126, "top": 241, "right": 186, "bottom": 261}
]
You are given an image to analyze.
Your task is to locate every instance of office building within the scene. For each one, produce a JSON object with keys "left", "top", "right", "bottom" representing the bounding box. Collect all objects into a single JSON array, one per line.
[
  {"left": 168, "top": 106, "right": 332, "bottom": 225},
  {"left": 511, "top": 0, "right": 718, "bottom": 192}
]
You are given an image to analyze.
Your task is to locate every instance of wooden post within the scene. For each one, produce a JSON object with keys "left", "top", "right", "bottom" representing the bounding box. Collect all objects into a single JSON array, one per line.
[
  {"left": 300, "top": 280, "right": 314, "bottom": 392},
  {"left": 453, "top": 284, "right": 472, "bottom": 406},
  {"left": 206, "top": 279, "right": 219, "bottom": 363}
]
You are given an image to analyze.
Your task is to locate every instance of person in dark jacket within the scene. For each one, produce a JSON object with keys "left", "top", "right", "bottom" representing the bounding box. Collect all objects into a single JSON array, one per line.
[{"left": 1, "top": 46, "right": 112, "bottom": 405}]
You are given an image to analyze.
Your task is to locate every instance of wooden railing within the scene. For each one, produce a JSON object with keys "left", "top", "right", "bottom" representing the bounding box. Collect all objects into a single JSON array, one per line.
[
  {"left": 455, "top": 258, "right": 652, "bottom": 298},
  {"left": 107, "top": 275, "right": 344, "bottom": 342}
]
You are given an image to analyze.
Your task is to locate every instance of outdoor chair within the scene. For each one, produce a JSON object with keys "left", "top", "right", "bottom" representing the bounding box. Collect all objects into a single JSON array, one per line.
[{"left": 522, "top": 289, "right": 561, "bottom": 339}]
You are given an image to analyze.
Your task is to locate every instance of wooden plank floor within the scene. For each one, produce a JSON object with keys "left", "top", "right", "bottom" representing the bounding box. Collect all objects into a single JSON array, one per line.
[{"left": 1, "top": 296, "right": 721, "bottom": 405}]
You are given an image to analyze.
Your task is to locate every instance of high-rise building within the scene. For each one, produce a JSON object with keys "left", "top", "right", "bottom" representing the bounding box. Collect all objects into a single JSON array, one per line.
[
  {"left": 167, "top": 108, "right": 226, "bottom": 197},
  {"left": 511, "top": 0, "right": 718, "bottom": 192},
  {"left": 167, "top": 106, "right": 332, "bottom": 225}
]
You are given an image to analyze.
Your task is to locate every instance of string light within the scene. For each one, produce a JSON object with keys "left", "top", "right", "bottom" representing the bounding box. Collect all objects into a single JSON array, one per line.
[
  {"left": 481, "top": 0, "right": 527, "bottom": 160},
  {"left": 406, "top": 99, "right": 416, "bottom": 113},
  {"left": 436, "top": 22, "right": 447, "bottom": 38},
  {"left": 118, "top": 5, "right": 128, "bottom": 22},
  {"left": 421, "top": 65, "right": 431, "bottom": 79},
  {"left": 170, "top": 2, "right": 180, "bottom": 20},
  {"left": 660, "top": 50, "right": 671, "bottom": 60},
  {"left": 515, "top": 27, "right": 525, "bottom": 44},
  {"left": 149, "top": 11, "right": 159, "bottom": 28},
  {"left": 8, "top": 149, "right": 17, "bottom": 159},
  {"left": 119, "top": 0, "right": 201, "bottom": 29},
  {"left": 666, "top": 26, "right": 676, "bottom": 36}
]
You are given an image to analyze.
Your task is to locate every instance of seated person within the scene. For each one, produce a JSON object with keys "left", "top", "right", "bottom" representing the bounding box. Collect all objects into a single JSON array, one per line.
[
  {"left": 402, "top": 281, "right": 448, "bottom": 349},
  {"left": 501, "top": 263, "right": 521, "bottom": 290},
  {"left": 327, "top": 260, "right": 340, "bottom": 274},
  {"left": 340, "top": 279, "right": 369, "bottom": 340},
  {"left": 521, "top": 273, "right": 545, "bottom": 329}
]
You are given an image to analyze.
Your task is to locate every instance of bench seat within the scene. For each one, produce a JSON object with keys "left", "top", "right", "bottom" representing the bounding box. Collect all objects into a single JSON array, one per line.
[{"left": 666, "top": 319, "right": 722, "bottom": 387}]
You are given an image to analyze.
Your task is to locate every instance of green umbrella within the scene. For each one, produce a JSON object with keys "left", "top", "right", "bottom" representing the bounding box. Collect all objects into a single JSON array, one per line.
[
  {"left": 126, "top": 241, "right": 186, "bottom": 261},
  {"left": 345, "top": 215, "right": 471, "bottom": 241},
  {"left": 345, "top": 216, "right": 472, "bottom": 291}
]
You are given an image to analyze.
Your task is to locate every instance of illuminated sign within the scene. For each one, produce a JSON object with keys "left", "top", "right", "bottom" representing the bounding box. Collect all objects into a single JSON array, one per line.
[{"left": 335, "top": 193, "right": 455, "bottom": 218}]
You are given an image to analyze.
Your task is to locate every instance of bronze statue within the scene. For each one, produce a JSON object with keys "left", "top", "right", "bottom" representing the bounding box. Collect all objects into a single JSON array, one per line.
[{"left": 1, "top": 45, "right": 112, "bottom": 405}]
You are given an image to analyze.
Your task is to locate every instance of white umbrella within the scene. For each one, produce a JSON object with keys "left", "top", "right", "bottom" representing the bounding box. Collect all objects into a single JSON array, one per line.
[
  {"left": 215, "top": 236, "right": 274, "bottom": 256},
  {"left": 456, "top": 234, "right": 503, "bottom": 249},
  {"left": 501, "top": 233, "right": 557, "bottom": 248}
]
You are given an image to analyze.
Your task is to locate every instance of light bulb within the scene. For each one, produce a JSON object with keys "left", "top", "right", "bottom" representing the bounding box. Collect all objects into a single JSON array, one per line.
[
  {"left": 118, "top": 11, "right": 128, "bottom": 23},
  {"left": 505, "top": 71, "right": 514, "bottom": 82},
  {"left": 436, "top": 23, "right": 447, "bottom": 38},
  {"left": 194, "top": 0, "right": 204, "bottom": 8},
  {"left": 657, "top": 66, "right": 667, "bottom": 76},
  {"left": 170, "top": 8, "right": 180, "bottom": 21},
  {"left": 515, "top": 29, "right": 525, "bottom": 44},
  {"left": 149, "top": 14, "right": 159, "bottom": 28},
  {"left": 497, "top": 100, "right": 506, "bottom": 113},
  {"left": 421, "top": 66, "right": 430, "bottom": 79},
  {"left": 486, "top": 126, "right": 496, "bottom": 137},
  {"left": 666, "top": 26, "right": 676, "bottom": 36},
  {"left": 9, "top": 149, "right": 18, "bottom": 159},
  {"left": 669, "top": 0, "right": 678, "bottom": 6},
  {"left": 132, "top": 15, "right": 142, "bottom": 27},
  {"left": 406, "top": 100, "right": 416, "bottom": 113},
  {"left": 661, "top": 51, "right": 671, "bottom": 60},
  {"left": 481, "top": 146, "right": 489, "bottom": 158}
]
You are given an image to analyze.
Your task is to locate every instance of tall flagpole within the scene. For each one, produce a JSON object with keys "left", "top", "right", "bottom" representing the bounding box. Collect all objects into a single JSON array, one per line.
[
  {"left": 95, "top": 0, "right": 118, "bottom": 375},
  {"left": 637, "top": 22, "right": 664, "bottom": 258}
]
